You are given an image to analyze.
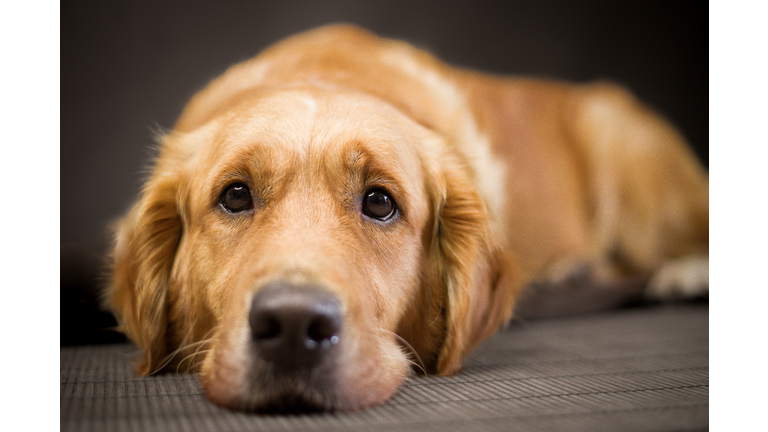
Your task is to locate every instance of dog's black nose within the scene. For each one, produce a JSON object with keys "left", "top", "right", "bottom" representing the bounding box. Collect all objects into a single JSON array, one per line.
[{"left": 249, "top": 283, "right": 342, "bottom": 369}]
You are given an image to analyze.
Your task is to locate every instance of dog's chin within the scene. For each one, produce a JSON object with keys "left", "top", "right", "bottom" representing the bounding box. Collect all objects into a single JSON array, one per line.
[
  {"left": 203, "top": 372, "right": 389, "bottom": 413},
  {"left": 199, "top": 348, "right": 406, "bottom": 413},
  {"left": 206, "top": 377, "right": 341, "bottom": 413}
]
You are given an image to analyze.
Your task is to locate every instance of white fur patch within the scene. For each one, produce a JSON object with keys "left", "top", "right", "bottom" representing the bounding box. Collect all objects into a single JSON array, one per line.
[
  {"left": 646, "top": 254, "right": 709, "bottom": 300},
  {"left": 298, "top": 94, "right": 318, "bottom": 114}
]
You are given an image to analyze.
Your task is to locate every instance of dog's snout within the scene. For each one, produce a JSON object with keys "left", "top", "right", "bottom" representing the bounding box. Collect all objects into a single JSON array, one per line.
[{"left": 249, "top": 283, "right": 342, "bottom": 369}]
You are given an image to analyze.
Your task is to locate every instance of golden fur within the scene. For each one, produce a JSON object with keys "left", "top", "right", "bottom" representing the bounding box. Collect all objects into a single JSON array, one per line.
[{"left": 108, "top": 25, "right": 708, "bottom": 412}]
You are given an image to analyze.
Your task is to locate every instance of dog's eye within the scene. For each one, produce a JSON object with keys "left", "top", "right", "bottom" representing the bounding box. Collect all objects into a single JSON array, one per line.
[
  {"left": 221, "top": 183, "right": 253, "bottom": 212},
  {"left": 362, "top": 189, "right": 395, "bottom": 221}
]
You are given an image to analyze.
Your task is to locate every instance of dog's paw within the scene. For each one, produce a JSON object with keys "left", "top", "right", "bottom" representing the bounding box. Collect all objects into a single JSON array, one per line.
[{"left": 646, "top": 254, "right": 709, "bottom": 301}]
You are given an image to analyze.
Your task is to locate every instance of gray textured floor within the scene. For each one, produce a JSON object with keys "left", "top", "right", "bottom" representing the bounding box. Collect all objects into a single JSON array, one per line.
[{"left": 61, "top": 304, "right": 708, "bottom": 431}]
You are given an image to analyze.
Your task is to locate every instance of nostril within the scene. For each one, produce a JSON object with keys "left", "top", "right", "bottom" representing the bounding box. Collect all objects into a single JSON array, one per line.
[
  {"left": 306, "top": 315, "right": 341, "bottom": 349},
  {"left": 250, "top": 314, "right": 281, "bottom": 341}
]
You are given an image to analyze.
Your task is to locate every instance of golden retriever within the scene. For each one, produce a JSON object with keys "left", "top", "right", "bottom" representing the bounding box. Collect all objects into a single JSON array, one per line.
[{"left": 108, "top": 25, "right": 708, "bottom": 412}]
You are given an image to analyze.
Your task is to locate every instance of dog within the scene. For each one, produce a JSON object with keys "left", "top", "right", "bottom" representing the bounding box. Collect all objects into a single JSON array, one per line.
[{"left": 107, "top": 24, "right": 708, "bottom": 412}]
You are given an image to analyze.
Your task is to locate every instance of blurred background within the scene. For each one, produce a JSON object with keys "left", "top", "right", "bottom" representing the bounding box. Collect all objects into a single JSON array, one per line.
[{"left": 61, "top": 0, "right": 708, "bottom": 344}]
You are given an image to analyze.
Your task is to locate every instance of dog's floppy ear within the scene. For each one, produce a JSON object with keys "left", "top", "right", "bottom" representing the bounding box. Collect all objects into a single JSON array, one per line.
[
  {"left": 427, "top": 161, "right": 523, "bottom": 376},
  {"left": 109, "top": 164, "right": 182, "bottom": 376}
]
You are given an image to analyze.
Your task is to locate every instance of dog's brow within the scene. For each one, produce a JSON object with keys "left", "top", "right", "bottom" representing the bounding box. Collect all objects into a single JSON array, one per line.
[
  {"left": 205, "top": 144, "right": 295, "bottom": 202},
  {"left": 337, "top": 144, "right": 409, "bottom": 211}
]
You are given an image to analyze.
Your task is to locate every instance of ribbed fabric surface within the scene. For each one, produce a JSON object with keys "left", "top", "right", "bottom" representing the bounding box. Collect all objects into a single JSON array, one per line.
[{"left": 61, "top": 304, "right": 708, "bottom": 431}]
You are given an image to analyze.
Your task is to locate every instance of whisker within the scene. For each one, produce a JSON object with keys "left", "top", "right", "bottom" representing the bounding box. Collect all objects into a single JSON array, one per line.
[
  {"left": 427, "top": 311, "right": 441, "bottom": 328},
  {"left": 172, "top": 324, "right": 219, "bottom": 374},
  {"left": 377, "top": 328, "right": 427, "bottom": 376},
  {"left": 149, "top": 316, "right": 204, "bottom": 375},
  {"left": 177, "top": 348, "right": 211, "bottom": 373},
  {"left": 151, "top": 343, "right": 186, "bottom": 376},
  {"left": 172, "top": 331, "right": 217, "bottom": 373},
  {"left": 178, "top": 338, "right": 214, "bottom": 351},
  {"left": 188, "top": 360, "right": 208, "bottom": 372}
]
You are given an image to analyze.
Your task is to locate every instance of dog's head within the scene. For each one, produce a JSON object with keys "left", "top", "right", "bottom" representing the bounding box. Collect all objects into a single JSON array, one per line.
[{"left": 109, "top": 28, "right": 521, "bottom": 413}]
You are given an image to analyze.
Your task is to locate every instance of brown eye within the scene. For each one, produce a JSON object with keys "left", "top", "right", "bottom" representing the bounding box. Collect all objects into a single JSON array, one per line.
[
  {"left": 362, "top": 189, "right": 395, "bottom": 221},
  {"left": 221, "top": 183, "right": 253, "bottom": 212}
]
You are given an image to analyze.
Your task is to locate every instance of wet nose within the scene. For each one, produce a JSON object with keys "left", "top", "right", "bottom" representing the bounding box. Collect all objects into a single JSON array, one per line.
[{"left": 249, "top": 283, "right": 342, "bottom": 369}]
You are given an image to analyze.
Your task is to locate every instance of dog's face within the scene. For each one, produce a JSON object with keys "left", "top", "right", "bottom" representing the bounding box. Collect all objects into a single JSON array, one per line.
[
  {"left": 110, "top": 85, "right": 519, "bottom": 411},
  {"left": 179, "top": 87, "right": 438, "bottom": 410}
]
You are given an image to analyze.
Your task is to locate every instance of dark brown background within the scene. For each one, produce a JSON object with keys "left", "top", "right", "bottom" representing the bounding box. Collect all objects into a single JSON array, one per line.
[{"left": 61, "top": 0, "right": 707, "bottom": 344}]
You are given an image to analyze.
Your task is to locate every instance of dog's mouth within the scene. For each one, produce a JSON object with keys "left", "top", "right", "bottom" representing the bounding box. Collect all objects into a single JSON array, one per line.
[
  {"left": 246, "top": 389, "right": 336, "bottom": 414},
  {"left": 214, "top": 362, "right": 347, "bottom": 413},
  {"left": 253, "top": 399, "right": 326, "bottom": 414}
]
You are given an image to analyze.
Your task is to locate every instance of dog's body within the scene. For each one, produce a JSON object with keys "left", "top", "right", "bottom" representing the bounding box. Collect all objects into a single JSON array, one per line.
[{"left": 108, "top": 25, "right": 708, "bottom": 412}]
